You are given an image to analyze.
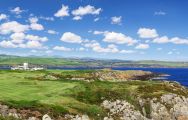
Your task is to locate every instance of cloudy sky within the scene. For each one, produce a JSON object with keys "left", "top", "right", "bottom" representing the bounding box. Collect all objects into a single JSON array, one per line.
[{"left": 0, "top": 0, "right": 188, "bottom": 61}]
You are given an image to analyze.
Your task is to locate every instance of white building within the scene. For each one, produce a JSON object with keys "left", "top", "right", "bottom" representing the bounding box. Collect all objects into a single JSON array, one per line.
[
  {"left": 23, "top": 63, "right": 29, "bottom": 70},
  {"left": 11, "top": 63, "right": 44, "bottom": 71}
]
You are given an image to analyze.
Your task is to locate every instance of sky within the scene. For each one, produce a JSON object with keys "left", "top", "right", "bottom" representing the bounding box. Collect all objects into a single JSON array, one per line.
[{"left": 0, "top": 0, "right": 188, "bottom": 61}]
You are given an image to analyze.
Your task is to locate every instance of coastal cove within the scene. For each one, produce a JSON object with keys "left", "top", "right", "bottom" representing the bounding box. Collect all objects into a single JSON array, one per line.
[{"left": 1, "top": 66, "right": 188, "bottom": 86}]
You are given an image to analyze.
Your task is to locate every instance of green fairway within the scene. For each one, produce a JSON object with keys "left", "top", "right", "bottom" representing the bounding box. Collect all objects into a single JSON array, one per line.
[{"left": 0, "top": 70, "right": 187, "bottom": 119}]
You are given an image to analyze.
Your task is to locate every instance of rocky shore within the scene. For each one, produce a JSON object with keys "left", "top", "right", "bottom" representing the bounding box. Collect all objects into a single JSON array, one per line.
[{"left": 40, "top": 69, "right": 156, "bottom": 82}]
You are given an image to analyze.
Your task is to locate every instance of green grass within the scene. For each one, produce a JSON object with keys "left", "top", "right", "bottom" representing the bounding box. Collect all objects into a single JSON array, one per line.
[
  {"left": 0, "top": 70, "right": 187, "bottom": 119},
  {"left": 0, "top": 116, "right": 22, "bottom": 120}
]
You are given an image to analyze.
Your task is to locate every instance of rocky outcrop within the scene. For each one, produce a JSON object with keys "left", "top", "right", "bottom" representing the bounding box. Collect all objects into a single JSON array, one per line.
[
  {"left": 101, "top": 100, "right": 148, "bottom": 120},
  {"left": 0, "top": 104, "right": 21, "bottom": 119},
  {"left": 0, "top": 104, "right": 52, "bottom": 120},
  {"left": 42, "top": 114, "right": 52, "bottom": 120},
  {"left": 150, "top": 99, "right": 171, "bottom": 120},
  {"left": 160, "top": 93, "right": 188, "bottom": 120},
  {"left": 37, "top": 70, "right": 155, "bottom": 82},
  {"left": 93, "top": 70, "right": 153, "bottom": 81},
  {"left": 101, "top": 93, "right": 188, "bottom": 120}
]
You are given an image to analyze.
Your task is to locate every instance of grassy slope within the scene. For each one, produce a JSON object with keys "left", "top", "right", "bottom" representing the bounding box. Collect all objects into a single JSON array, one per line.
[{"left": 0, "top": 70, "right": 187, "bottom": 119}]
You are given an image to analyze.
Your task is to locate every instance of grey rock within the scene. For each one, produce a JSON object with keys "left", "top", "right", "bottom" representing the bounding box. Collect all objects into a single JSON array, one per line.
[{"left": 42, "top": 114, "right": 52, "bottom": 120}]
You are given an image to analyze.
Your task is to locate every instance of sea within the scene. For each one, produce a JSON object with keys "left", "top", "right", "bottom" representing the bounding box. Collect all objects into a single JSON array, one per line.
[
  {"left": 113, "top": 67, "right": 188, "bottom": 86},
  {"left": 0, "top": 66, "right": 188, "bottom": 86}
]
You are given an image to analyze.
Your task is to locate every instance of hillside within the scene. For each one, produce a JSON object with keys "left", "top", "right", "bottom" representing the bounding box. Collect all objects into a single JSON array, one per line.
[{"left": 0, "top": 55, "right": 188, "bottom": 68}]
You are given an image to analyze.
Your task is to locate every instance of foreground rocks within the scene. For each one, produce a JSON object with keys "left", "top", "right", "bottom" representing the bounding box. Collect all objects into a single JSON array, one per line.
[
  {"left": 1, "top": 93, "right": 188, "bottom": 120},
  {"left": 101, "top": 93, "right": 188, "bottom": 120},
  {"left": 101, "top": 100, "right": 148, "bottom": 120},
  {"left": 0, "top": 104, "right": 51, "bottom": 120}
]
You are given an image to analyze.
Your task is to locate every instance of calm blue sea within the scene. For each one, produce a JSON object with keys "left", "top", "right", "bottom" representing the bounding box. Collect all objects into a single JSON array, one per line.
[
  {"left": 1, "top": 66, "right": 188, "bottom": 86},
  {"left": 113, "top": 68, "right": 188, "bottom": 86}
]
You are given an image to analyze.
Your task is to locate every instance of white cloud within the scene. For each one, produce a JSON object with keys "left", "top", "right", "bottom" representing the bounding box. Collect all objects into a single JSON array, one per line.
[
  {"left": 93, "top": 30, "right": 107, "bottom": 35},
  {"left": 30, "top": 23, "right": 44, "bottom": 31},
  {"left": 60, "top": 32, "right": 82, "bottom": 43},
  {"left": 135, "top": 44, "right": 149, "bottom": 49},
  {"left": 73, "top": 16, "right": 82, "bottom": 20},
  {"left": 10, "top": 32, "right": 25, "bottom": 44},
  {"left": 137, "top": 28, "right": 158, "bottom": 38},
  {"left": 29, "top": 17, "right": 38, "bottom": 23},
  {"left": 84, "top": 41, "right": 135, "bottom": 54},
  {"left": 25, "top": 34, "right": 48, "bottom": 42},
  {"left": 53, "top": 46, "right": 72, "bottom": 51},
  {"left": 25, "top": 41, "right": 43, "bottom": 48},
  {"left": 29, "top": 17, "right": 44, "bottom": 31},
  {"left": 111, "top": 16, "right": 122, "bottom": 25},
  {"left": 0, "top": 21, "right": 29, "bottom": 34},
  {"left": 0, "top": 40, "right": 17, "bottom": 48},
  {"left": 84, "top": 41, "right": 99, "bottom": 48},
  {"left": 94, "top": 17, "right": 99, "bottom": 22},
  {"left": 168, "top": 51, "right": 173, "bottom": 55},
  {"left": 47, "top": 30, "right": 58, "bottom": 34},
  {"left": 119, "top": 50, "right": 136, "bottom": 54},
  {"left": 167, "top": 50, "right": 180, "bottom": 55},
  {"left": 92, "top": 43, "right": 119, "bottom": 53},
  {"left": 0, "top": 14, "right": 8, "bottom": 20},
  {"left": 153, "top": 36, "right": 188, "bottom": 45},
  {"left": 17, "top": 41, "right": 46, "bottom": 49},
  {"left": 153, "top": 36, "right": 169, "bottom": 43},
  {"left": 79, "top": 47, "right": 85, "bottom": 51},
  {"left": 10, "top": 7, "right": 24, "bottom": 14},
  {"left": 39, "top": 16, "right": 54, "bottom": 21},
  {"left": 54, "top": 5, "right": 69, "bottom": 18},
  {"left": 154, "top": 11, "right": 166, "bottom": 16},
  {"left": 170, "top": 37, "right": 188, "bottom": 45},
  {"left": 0, "top": 33, "right": 48, "bottom": 49},
  {"left": 103, "top": 31, "right": 137, "bottom": 45},
  {"left": 72, "top": 5, "right": 102, "bottom": 18}
]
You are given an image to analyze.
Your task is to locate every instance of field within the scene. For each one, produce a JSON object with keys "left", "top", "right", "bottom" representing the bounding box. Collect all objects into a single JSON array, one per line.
[{"left": 0, "top": 70, "right": 187, "bottom": 119}]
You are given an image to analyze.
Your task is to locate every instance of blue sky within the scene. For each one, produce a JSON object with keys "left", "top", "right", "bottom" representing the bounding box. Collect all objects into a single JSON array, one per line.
[{"left": 0, "top": 0, "right": 188, "bottom": 61}]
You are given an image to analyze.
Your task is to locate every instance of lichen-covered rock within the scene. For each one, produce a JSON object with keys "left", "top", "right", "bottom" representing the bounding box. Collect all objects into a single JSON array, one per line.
[
  {"left": 101, "top": 100, "right": 148, "bottom": 120},
  {"left": 150, "top": 99, "right": 171, "bottom": 120},
  {"left": 160, "top": 93, "right": 188, "bottom": 120}
]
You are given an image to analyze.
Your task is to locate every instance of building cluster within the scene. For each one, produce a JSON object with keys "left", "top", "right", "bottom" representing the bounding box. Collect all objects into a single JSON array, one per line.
[{"left": 11, "top": 63, "right": 44, "bottom": 71}]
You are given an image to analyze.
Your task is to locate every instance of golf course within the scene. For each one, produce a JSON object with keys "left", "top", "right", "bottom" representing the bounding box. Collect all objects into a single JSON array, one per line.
[{"left": 0, "top": 69, "right": 188, "bottom": 120}]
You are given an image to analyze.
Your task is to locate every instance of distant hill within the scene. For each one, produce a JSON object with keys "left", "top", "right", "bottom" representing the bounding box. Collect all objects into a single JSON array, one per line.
[{"left": 0, "top": 54, "right": 188, "bottom": 68}]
